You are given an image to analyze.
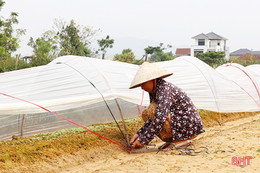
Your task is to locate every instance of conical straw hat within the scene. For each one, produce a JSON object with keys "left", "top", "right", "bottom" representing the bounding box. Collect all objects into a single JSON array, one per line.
[{"left": 129, "top": 62, "right": 173, "bottom": 89}]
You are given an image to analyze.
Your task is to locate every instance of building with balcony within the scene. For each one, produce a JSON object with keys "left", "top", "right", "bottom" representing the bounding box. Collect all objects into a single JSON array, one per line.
[{"left": 191, "top": 32, "right": 229, "bottom": 60}]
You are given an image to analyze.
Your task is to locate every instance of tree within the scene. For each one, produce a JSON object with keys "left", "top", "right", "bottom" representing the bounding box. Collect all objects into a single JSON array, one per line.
[
  {"left": 114, "top": 49, "right": 135, "bottom": 63},
  {"left": 144, "top": 43, "right": 172, "bottom": 61},
  {"left": 28, "top": 30, "right": 58, "bottom": 66},
  {"left": 196, "top": 51, "right": 226, "bottom": 67},
  {"left": 150, "top": 51, "right": 175, "bottom": 62},
  {"left": 54, "top": 19, "right": 98, "bottom": 56},
  {"left": 0, "top": 0, "right": 25, "bottom": 59},
  {"left": 0, "top": 0, "right": 27, "bottom": 72},
  {"left": 0, "top": 55, "right": 31, "bottom": 72},
  {"left": 97, "top": 35, "right": 114, "bottom": 59},
  {"left": 0, "top": 0, "right": 4, "bottom": 9},
  {"left": 26, "top": 19, "right": 99, "bottom": 68}
]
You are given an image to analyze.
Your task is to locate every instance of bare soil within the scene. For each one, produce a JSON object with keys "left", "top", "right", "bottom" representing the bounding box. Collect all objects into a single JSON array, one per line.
[{"left": 1, "top": 111, "right": 260, "bottom": 173}]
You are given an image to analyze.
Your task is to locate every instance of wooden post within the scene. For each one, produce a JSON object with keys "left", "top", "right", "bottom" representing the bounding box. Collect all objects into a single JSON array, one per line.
[
  {"left": 21, "top": 114, "right": 26, "bottom": 137},
  {"left": 145, "top": 54, "right": 148, "bottom": 61},
  {"left": 15, "top": 55, "right": 19, "bottom": 70},
  {"left": 114, "top": 99, "right": 130, "bottom": 147},
  {"left": 218, "top": 112, "right": 222, "bottom": 126},
  {"left": 18, "top": 114, "right": 20, "bottom": 137}
]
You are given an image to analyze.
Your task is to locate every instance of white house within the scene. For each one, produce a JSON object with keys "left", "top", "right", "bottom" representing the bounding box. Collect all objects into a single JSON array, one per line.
[{"left": 191, "top": 32, "right": 229, "bottom": 60}]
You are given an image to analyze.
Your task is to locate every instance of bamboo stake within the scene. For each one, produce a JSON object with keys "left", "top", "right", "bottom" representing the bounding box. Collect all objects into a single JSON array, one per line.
[{"left": 114, "top": 99, "right": 130, "bottom": 147}]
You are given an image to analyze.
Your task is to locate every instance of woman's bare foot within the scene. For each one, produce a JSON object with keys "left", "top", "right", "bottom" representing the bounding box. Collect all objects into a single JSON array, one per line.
[{"left": 175, "top": 140, "right": 189, "bottom": 148}]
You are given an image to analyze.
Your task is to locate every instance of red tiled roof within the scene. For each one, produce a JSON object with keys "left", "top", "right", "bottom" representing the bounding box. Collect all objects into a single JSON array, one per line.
[{"left": 175, "top": 48, "right": 191, "bottom": 55}]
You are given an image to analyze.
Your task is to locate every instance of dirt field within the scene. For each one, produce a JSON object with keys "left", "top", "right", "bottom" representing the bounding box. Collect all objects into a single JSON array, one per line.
[{"left": 5, "top": 113, "right": 259, "bottom": 173}]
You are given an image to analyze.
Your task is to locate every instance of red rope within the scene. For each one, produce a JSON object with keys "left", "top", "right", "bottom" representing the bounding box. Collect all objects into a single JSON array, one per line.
[
  {"left": 134, "top": 90, "right": 144, "bottom": 134},
  {"left": 0, "top": 92, "right": 132, "bottom": 151}
]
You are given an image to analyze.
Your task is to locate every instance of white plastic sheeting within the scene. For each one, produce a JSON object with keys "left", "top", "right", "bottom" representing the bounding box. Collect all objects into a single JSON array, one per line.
[
  {"left": 246, "top": 64, "right": 260, "bottom": 75},
  {"left": 156, "top": 57, "right": 260, "bottom": 112},
  {"left": 0, "top": 55, "right": 145, "bottom": 115},
  {"left": 216, "top": 63, "right": 260, "bottom": 107},
  {"left": 0, "top": 55, "right": 259, "bottom": 140},
  {"left": 246, "top": 64, "right": 260, "bottom": 94},
  {"left": 0, "top": 56, "right": 145, "bottom": 140}
]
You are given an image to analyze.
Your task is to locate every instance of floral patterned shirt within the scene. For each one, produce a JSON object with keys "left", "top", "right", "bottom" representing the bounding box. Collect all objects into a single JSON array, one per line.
[{"left": 137, "top": 79, "right": 205, "bottom": 145}]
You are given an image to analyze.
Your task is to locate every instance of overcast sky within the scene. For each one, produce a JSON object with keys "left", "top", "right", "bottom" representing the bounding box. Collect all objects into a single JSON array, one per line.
[{"left": 1, "top": 0, "right": 260, "bottom": 58}]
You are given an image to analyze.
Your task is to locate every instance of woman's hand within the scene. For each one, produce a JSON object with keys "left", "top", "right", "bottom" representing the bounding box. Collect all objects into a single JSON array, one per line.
[
  {"left": 130, "top": 134, "right": 144, "bottom": 148},
  {"left": 130, "top": 134, "right": 139, "bottom": 145},
  {"left": 131, "top": 139, "right": 144, "bottom": 148}
]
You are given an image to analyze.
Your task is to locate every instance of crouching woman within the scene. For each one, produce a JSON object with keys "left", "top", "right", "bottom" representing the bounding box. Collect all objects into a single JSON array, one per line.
[{"left": 129, "top": 62, "right": 205, "bottom": 149}]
